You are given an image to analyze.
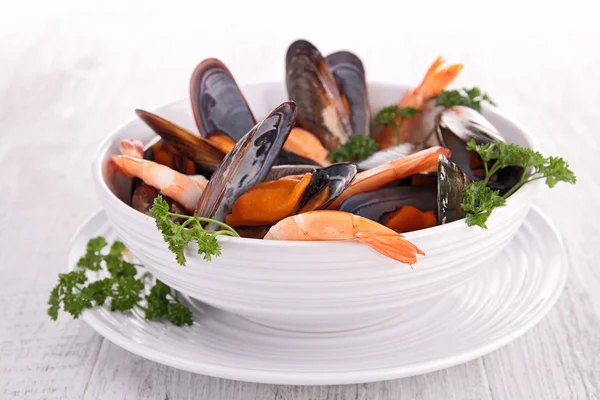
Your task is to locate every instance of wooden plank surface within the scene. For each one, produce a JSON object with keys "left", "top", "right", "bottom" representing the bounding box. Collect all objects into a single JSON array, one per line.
[{"left": 2, "top": 3, "right": 599, "bottom": 399}]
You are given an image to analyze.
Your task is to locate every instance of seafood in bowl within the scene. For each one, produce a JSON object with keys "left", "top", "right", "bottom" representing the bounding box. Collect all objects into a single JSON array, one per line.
[{"left": 91, "top": 39, "right": 574, "bottom": 332}]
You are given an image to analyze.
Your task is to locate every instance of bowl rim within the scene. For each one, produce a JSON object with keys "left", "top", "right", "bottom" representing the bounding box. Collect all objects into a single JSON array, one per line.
[{"left": 92, "top": 81, "right": 543, "bottom": 247}]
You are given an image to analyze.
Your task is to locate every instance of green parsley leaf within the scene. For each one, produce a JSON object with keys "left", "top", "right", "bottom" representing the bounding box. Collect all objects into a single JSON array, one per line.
[
  {"left": 48, "top": 237, "right": 195, "bottom": 327},
  {"left": 375, "top": 106, "right": 421, "bottom": 126},
  {"left": 435, "top": 87, "right": 496, "bottom": 111},
  {"left": 167, "top": 302, "right": 193, "bottom": 326},
  {"left": 374, "top": 106, "right": 421, "bottom": 144},
  {"left": 149, "top": 196, "right": 239, "bottom": 266},
  {"left": 461, "top": 140, "right": 576, "bottom": 228},
  {"left": 110, "top": 276, "right": 144, "bottom": 312},
  {"left": 461, "top": 181, "right": 506, "bottom": 229},
  {"left": 144, "top": 280, "right": 193, "bottom": 326},
  {"left": 144, "top": 280, "right": 171, "bottom": 321},
  {"left": 77, "top": 237, "right": 107, "bottom": 271},
  {"left": 80, "top": 278, "right": 113, "bottom": 307},
  {"left": 327, "top": 135, "right": 379, "bottom": 163}
]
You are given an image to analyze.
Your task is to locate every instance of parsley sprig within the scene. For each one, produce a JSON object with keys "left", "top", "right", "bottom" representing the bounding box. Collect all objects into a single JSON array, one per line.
[
  {"left": 149, "top": 196, "right": 239, "bottom": 266},
  {"left": 461, "top": 140, "right": 576, "bottom": 228},
  {"left": 327, "top": 134, "right": 378, "bottom": 163},
  {"left": 375, "top": 106, "right": 421, "bottom": 144},
  {"left": 48, "top": 237, "right": 193, "bottom": 326},
  {"left": 435, "top": 87, "right": 496, "bottom": 112}
]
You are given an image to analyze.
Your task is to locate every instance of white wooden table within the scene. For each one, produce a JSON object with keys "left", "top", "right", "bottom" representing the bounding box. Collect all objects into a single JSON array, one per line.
[{"left": 2, "top": 2, "right": 599, "bottom": 399}]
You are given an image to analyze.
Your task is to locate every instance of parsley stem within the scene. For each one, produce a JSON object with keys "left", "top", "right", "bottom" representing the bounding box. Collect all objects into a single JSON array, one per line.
[
  {"left": 483, "top": 159, "right": 489, "bottom": 178},
  {"left": 179, "top": 218, "right": 196, "bottom": 229},
  {"left": 502, "top": 166, "right": 530, "bottom": 199},
  {"left": 421, "top": 127, "right": 436, "bottom": 145},
  {"left": 164, "top": 213, "right": 240, "bottom": 237}
]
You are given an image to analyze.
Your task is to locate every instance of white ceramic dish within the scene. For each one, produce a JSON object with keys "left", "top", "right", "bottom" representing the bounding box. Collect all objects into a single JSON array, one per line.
[
  {"left": 92, "top": 82, "right": 542, "bottom": 332},
  {"left": 71, "top": 207, "right": 566, "bottom": 385}
]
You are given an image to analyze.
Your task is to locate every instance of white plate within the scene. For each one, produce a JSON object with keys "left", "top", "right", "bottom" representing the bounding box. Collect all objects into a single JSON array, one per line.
[{"left": 69, "top": 207, "right": 567, "bottom": 385}]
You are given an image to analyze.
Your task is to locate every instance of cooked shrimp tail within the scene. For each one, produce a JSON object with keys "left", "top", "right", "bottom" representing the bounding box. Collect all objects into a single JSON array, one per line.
[
  {"left": 377, "top": 57, "right": 463, "bottom": 148},
  {"left": 354, "top": 231, "right": 424, "bottom": 266},
  {"left": 416, "top": 57, "right": 463, "bottom": 101}
]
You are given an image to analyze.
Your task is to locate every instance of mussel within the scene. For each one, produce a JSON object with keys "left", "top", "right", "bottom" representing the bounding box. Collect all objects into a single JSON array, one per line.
[
  {"left": 337, "top": 155, "right": 472, "bottom": 230},
  {"left": 339, "top": 186, "right": 437, "bottom": 225},
  {"left": 286, "top": 40, "right": 352, "bottom": 149},
  {"left": 436, "top": 106, "right": 521, "bottom": 194},
  {"left": 195, "top": 102, "right": 297, "bottom": 226},
  {"left": 226, "top": 162, "right": 357, "bottom": 227},
  {"left": 265, "top": 165, "right": 317, "bottom": 181},
  {"left": 437, "top": 155, "right": 471, "bottom": 224},
  {"left": 189, "top": 58, "right": 319, "bottom": 167},
  {"left": 136, "top": 109, "right": 226, "bottom": 172},
  {"left": 326, "top": 51, "right": 371, "bottom": 137},
  {"left": 190, "top": 58, "right": 256, "bottom": 142},
  {"left": 314, "top": 163, "right": 357, "bottom": 210}
]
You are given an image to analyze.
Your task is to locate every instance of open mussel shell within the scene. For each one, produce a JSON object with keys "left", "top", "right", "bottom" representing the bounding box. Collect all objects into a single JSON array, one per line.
[
  {"left": 437, "top": 155, "right": 471, "bottom": 225},
  {"left": 275, "top": 149, "right": 322, "bottom": 166},
  {"left": 435, "top": 106, "right": 521, "bottom": 194},
  {"left": 136, "top": 110, "right": 226, "bottom": 171},
  {"left": 356, "top": 143, "right": 426, "bottom": 171},
  {"left": 195, "top": 102, "right": 297, "bottom": 226},
  {"left": 286, "top": 39, "right": 352, "bottom": 150},
  {"left": 265, "top": 165, "right": 317, "bottom": 182},
  {"left": 326, "top": 51, "right": 371, "bottom": 136},
  {"left": 312, "top": 163, "right": 357, "bottom": 210},
  {"left": 297, "top": 168, "right": 331, "bottom": 211},
  {"left": 143, "top": 140, "right": 199, "bottom": 175},
  {"left": 190, "top": 58, "right": 256, "bottom": 141},
  {"left": 339, "top": 186, "right": 437, "bottom": 224},
  {"left": 436, "top": 106, "right": 502, "bottom": 171}
]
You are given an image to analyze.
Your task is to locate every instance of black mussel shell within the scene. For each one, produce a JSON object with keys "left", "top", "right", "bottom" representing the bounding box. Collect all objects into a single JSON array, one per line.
[
  {"left": 437, "top": 155, "right": 471, "bottom": 225},
  {"left": 297, "top": 168, "right": 330, "bottom": 211},
  {"left": 275, "top": 149, "right": 322, "bottom": 166},
  {"left": 195, "top": 102, "right": 297, "bottom": 227},
  {"left": 326, "top": 51, "right": 371, "bottom": 136},
  {"left": 435, "top": 106, "right": 521, "bottom": 194},
  {"left": 190, "top": 58, "right": 256, "bottom": 142},
  {"left": 136, "top": 109, "right": 226, "bottom": 172},
  {"left": 339, "top": 186, "right": 437, "bottom": 224},
  {"left": 286, "top": 39, "right": 352, "bottom": 149},
  {"left": 317, "top": 163, "right": 358, "bottom": 210},
  {"left": 265, "top": 165, "right": 317, "bottom": 182}
]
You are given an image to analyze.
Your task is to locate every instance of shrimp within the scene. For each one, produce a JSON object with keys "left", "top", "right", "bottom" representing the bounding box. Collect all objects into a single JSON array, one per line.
[
  {"left": 120, "top": 139, "right": 144, "bottom": 158},
  {"left": 264, "top": 210, "right": 425, "bottom": 266},
  {"left": 283, "top": 128, "right": 331, "bottom": 166},
  {"left": 111, "top": 155, "right": 206, "bottom": 213},
  {"left": 376, "top": 57, "right": 463, "bottom": 149},
  {"left": 328, "top": 146, "right": 451, "bottom": 209}
]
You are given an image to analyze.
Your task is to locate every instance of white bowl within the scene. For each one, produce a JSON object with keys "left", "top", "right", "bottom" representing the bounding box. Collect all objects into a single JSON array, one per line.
[{"left": 92, "top": 82, "right": 541, "bottom": 332}]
